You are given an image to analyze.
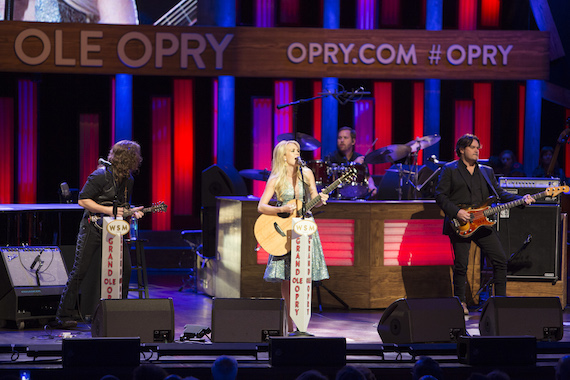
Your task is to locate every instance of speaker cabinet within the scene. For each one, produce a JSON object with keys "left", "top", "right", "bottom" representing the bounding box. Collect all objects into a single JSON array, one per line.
[
  {"left": 0, "top": 246, "right": 68, "bottom": 325},
  {"left": 377, "top": 297, "right": 466, "bottom": 344},
  {"left": 201, "top": 164, "right": 247, "bottom": 208},
  {"left": 211, "top": 298, "right": 285, "bottom": 343},
  {"left": 201, "top": 164, "right": 247, "bottom": 258},
  {"left": 479, "top": 296, "right": 563, "bottom": 341},
  {"left": 91, "top": 298, "right": 175, "bottom": 343},
  {"left": 458, "top": 336, "right": 537, "bottom": 365},
  {"left": 63, "top": 337, "right": 140, "bottom": 368},
  {"left": 270, "top": 337, "right": 346, "bottom": 367},
  {"left": 497, "top": 204, "right": 561, "bottom": 280}
]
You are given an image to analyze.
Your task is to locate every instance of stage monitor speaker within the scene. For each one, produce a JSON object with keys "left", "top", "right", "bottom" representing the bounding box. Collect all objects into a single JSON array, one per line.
[
  {"left": 497, "top": 204, "right": 561, "bottom": 280},
  {"left": 201, "top": 164, "right": 247, "bottom": 258},
  {"left": 0, "top": 246, "right": 68, "bottom": 323},
  {"left": 63, "top": 337, "right": 140, "bottom": 368},
  {"left": 377, "top": 165, "right": 435, "bottom": 200},
  {"left": 91, "top": 298, "right": 175, "bottom": 343},
  {"left": 201, "top": 164, "right": 247, "bottom": 208},
  {"left": 377, "top": 297, "right": 466, "bottom": 344},
  {"left": 457, "top": 336, "right": 536, "bottom": 366},
  {"left": 211, "top": 298, "right": 285, "bottom": 343},
  {"left": 270, "top": 337, "right": 346, "bottom": 367},
  {"left": 479, "top": 296, "right": 563, "bottom": 341}
]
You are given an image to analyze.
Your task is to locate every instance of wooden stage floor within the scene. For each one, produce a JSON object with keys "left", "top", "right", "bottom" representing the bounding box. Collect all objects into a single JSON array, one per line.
[{"left": 1, "top": 271, "right": 570, "bottom": 379}]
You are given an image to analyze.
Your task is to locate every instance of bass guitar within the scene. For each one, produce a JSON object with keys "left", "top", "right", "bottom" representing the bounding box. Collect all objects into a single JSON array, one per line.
[
  {"left": 254, "top": 167, "right": 357, "bottom": 257},
  {"left": 88, "top": 201, "right": 168, "bottom": 229},
  {"left": 451, "top": 186, "right": 568, "bottom": 238}
]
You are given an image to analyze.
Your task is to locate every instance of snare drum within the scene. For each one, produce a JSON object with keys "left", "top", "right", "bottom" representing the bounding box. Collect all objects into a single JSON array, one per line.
[
  {"left": 336, "top": 162, "right": 369, "bottom": 199},
  {"left": 307, "top": 160, "right": 329, "bottom": 191}
]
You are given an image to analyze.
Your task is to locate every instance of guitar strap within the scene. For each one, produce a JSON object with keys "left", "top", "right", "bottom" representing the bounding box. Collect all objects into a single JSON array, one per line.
[{"left": 478, "top": 164, "right": 499, "bottom": 199}]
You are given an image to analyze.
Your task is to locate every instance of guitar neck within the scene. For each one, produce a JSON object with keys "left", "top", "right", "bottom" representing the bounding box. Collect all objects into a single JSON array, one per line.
[
  {"left": 303, "top": 176, "right": 344, "bottom": 213},
  {"left": 123, "top": 206, "right": 153, "bottom": 218},
  {"left": 483, "top": 191, "right": 545, "bottom": 216}
]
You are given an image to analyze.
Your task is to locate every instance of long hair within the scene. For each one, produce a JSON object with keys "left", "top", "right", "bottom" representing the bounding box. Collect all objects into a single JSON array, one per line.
[
  {"left": 269, "top": 140, "right": 301, "bottom": 201},
  {"left": 538, "top": 146, "right": 557, "bottom": 168},
  {"left": 107, "top": 140, "right": 142, "bottom": 182}
]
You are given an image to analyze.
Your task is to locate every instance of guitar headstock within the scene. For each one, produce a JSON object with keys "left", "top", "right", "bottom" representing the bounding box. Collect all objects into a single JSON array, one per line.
[
  {"left": 545, "top": 186, "right": 570, "bottom": 197},
  {"left": 151, "top": 202, "right": 168, "bottom": 213},
  {"left": 339, "top": 166, "right": 358, "bottom": 184}
]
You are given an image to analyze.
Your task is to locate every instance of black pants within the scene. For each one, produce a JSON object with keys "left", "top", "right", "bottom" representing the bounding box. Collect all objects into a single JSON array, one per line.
[
  {"left": 57, "top": 218, "right": 132, "bottom": 321},
  {"left": 449, "top": 226, "right": 507, "bottom": 303}
]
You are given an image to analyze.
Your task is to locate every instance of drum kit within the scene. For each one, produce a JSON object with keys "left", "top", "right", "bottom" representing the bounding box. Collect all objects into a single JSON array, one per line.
[{"left": 239, "top": 133, "right": 441, "bottom": 200}]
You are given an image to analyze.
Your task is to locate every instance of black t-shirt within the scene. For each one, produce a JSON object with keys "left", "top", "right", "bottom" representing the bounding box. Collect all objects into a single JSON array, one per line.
[
  {"left": 327, "top": 150, "right": 363, "bottom": 164},
  {"left": 79, "top": 167, "right": 134, "bottom": 207}
]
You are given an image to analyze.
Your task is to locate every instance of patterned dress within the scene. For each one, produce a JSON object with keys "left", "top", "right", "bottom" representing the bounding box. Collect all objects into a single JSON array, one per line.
[{"left": 263, "top": 181, "right": 330, "bottom": 282}]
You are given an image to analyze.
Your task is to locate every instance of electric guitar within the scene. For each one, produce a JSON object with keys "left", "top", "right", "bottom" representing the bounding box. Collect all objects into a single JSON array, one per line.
[
  {"left": 451, "top": 186, "right": 568, "bottom": 238},
  {"left": 88, "top": 201, "right": 168, "bottom": 229},
  {"left": 254, "top": 167, "right": 357, "bottom": 257}
]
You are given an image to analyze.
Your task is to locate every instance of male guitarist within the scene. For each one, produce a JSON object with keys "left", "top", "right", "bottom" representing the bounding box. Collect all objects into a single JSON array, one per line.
[
  {"left": 435, "top": 134, "right": 534, "bottom": 315},
  {"left": 55, "top": 140, "right": 144, "bottom": 328}
]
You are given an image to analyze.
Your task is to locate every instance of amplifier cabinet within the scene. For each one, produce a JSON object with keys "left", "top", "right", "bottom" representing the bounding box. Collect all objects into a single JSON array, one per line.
[
  {"left": 0, "top": 246, "right": 69, "bottom": 327},
  {"left": 499, "top": 177, "right": 561, "bottom": 204},
  {"left": 497, "top": 205, "right": 561, "bottom": 280}
]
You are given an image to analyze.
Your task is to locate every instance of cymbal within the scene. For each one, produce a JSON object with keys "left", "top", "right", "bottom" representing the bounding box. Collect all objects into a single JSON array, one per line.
[
  {"left": 406, "top": 134, "right": 441, "bottom": 153},
  {"left": 364, "top": 144, "right": 411, "bottom": 164},
  {"left": 239, "top": 169, "right": 271, "bottom": 181},
  {"left": 277, "top": 132, "right": 321, "bottom": 151}
]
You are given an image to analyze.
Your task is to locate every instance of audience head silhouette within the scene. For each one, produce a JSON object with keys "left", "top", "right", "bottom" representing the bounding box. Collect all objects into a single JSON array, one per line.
[
  {"left": 412, "top": 356, "right": 443, "bottom": 380},
  {"left": 556, "top": 355, "right": 570, "bottom": 380},
  {"left": 295, "top": 369, "right": 328, "bottom": 380},
  {"left": 335, "top": 365, "right": 366, "bottom": 380},
  {"left": 212, "top": 355, "right": 238, "bottom": 380},
  {"left": 132, "top": 364, "right": 169, "bottom": 380}
]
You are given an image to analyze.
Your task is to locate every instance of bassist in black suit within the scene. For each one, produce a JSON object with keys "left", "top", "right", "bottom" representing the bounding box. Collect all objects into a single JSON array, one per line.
[
  {"left": 55, "top": 140, "right": 144, "bottom": 328},
  {"left": 435, "top": 134, "right": 533, "bottom": 314}
]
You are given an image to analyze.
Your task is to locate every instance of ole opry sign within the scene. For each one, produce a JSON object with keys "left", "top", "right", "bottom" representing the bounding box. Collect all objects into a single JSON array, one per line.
[{"left": 0, "top": 21, "right": 549, "bottom": 80}]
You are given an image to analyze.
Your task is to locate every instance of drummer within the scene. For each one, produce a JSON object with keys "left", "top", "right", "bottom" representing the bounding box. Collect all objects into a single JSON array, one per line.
[{"left": 327, "top": 127, "right": 377, "bottom": 197}]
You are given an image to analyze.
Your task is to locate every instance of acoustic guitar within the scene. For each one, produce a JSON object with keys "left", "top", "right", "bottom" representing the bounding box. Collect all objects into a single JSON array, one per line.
[
  {"left": 451, "top": 186, "right": 569, "bottom": 238},
  {"left": 254, "top": 167, "right": 357, "bottom": 256}
]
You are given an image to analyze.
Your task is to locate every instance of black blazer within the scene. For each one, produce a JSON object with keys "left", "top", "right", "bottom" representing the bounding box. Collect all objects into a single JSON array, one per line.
[{"left": 434, "top": 160, "right": 521, "bottom": 235}]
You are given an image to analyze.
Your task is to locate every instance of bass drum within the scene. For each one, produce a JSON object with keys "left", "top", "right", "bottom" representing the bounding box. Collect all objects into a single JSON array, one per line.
[{"left": 336, "top": 162, "right": 369, "bottom": 199}]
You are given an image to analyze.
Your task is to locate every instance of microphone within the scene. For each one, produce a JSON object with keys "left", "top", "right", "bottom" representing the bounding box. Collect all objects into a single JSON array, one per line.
[
  {"left": 60, "top": 182, "right": 71, "bottom": 203},
  {"left": 319, "top": 87, "right": 371, "bottom": 97},
  {"left": 428, "top": 155, "right": 447, "bottom": 166},
  {"left": 98, "top": 158, "right": 112, "bottom": 167},
  {"left": 296, "top": 156, "right": 306, "bottom": 166},
  {"left": 60, "top": 182, "right": 71, "bottom": 197}
]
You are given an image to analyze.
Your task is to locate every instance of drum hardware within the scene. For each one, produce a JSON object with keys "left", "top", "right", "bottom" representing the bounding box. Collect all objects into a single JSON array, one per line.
[
  {"left": 239, "top": 169, "right": 271, "bottom": 181},
  {"left": 277, "top": 132, "right": 321, "bottom": 151},
  {"left": 332, "top": 162, "right": 370, "bottom": 200},
  {"left": 402, "top": 135, "right": 442, "bottom": 200},
  {"left": 405, "top": 134, "right": 441, "bottom": 153},
  {"left": 363, "top": 144, "right": 411, "bottom": 165}
]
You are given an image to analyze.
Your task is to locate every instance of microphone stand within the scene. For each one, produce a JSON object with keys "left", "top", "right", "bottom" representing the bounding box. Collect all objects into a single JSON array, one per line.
[
  {"left": 277, "top": 95, "right": 330, "bottom": 218},
  {"left": 276, "top": 86, "right": 369, "bottom": 312},
  {"left": 5, "top": 0, "right": 14, "bottom": 20},
  {"left": 475, "top": 235, "right": 531, "bottom": 302}
]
